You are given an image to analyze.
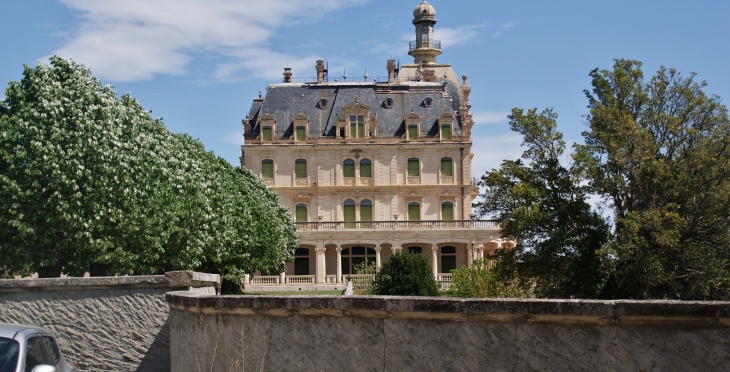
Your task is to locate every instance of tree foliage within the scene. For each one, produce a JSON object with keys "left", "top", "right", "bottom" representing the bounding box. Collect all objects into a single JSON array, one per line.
[
  {"left": 476, "top": 59, "right": 730, "bottom": 300},
  {"left": 576, "top": 59, "right": 730, "bottom": 300},
  {"left": 0, "top": 57, "right": 298, "bottom": 282},
  {"left": 371, "top": 252, "right": 439, "bottom": 296},
  {"left": 475, "top": 108, "right": 611, "bottom": 298},
  {"left": 448, "top": 258, "right": 533, "bottom": 298}
]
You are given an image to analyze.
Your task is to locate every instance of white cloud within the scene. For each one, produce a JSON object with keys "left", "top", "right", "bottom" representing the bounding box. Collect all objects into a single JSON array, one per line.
[
  {"left": 51, "top": 0, "right": 369, "bottom": 82},
  {"left": 493, "top": 22, "right": 518, "bottom": 38},
  {"left": 470, "top": 132, "right": 523, "bottom": 181},
  {"left": 434, "top": 25, "right": 485, "bottom": 48},
  {"left": 219, "top": 130, "right": 244, "bottom": 146},
  {"left": 471, "top": 111, "right": 510, "bottom": 125}
]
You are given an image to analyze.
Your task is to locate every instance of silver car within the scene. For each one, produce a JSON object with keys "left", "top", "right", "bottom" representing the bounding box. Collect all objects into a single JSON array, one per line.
[{"left": 0, "top": 323, "right": 78, "bottom": 372}]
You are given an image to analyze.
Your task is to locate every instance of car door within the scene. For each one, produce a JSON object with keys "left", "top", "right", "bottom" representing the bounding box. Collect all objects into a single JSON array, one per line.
[{"left": 38, "top": 337, "right": 61, "bottom": 370}]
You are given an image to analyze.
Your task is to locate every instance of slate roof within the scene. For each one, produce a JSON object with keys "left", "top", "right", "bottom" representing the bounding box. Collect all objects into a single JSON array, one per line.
[{"left": 246, "top": 79, "right": 464, "bottom": 139}]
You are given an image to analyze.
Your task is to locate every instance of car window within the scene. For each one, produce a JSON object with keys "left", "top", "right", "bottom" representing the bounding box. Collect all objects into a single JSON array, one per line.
[
  {"left": 39, "top": 337, "right": 60, "bottom": 366},
  {"left": 0, "top": 337, "right": 20, "bottom": 372},
  {"left": 24, "top": 337, "right": 44, "bottom": 372}
]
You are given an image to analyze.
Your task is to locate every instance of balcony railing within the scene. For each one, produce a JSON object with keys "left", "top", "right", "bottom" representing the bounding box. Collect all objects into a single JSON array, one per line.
[
  {"left": 407, "top": 176, "right": 421, "bottom": 184},
  {"left": 440, "top": 176, "right": 454, "bottom": 184},
  {"left": 295, "top": 178, "right": 309, "bottom": 187},
  {"left": 296, "top": 220, "right": 498, "bottom": 231},
  {"left": 409, "top": 40, "right": 442, "bottom": 51},
  {"left": 263, "top": 178, "right": 274, "bottom": 186}
]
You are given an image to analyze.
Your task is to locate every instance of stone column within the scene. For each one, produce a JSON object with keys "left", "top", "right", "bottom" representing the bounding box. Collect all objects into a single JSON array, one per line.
[
  {"left": 315, "top": 247, "right": 326, "bottom": 284},
  {"left": 375, "top": 246, "right": 382, "bottom": 269},
  {"left": 336, "top": 247, "right": 343, "bottom": 283},
  {"left": 392, "top": 246, "right": 403, "bottom": 254},
  {"left": 477, "top": 245, "right": 484, "bottom": 260},
  {"left": 431, "top": 246, "right": 438, "bottom": 279},
  {"left": 467, "top": 245, "right": 474, "bottom": 269}
]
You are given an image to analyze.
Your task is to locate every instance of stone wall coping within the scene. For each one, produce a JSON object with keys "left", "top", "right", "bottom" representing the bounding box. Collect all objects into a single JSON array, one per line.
[
  {"left": 165, "top": 292, "right": 730, "bottom": 326},
  {"left": 0, "top": 271, "right": 219, "bottom": 292}
]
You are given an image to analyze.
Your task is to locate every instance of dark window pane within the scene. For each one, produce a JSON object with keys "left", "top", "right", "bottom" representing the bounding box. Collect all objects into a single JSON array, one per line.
[
  {"left": 295, "top": 248, "right": 309, "bottom": 256},
  {"left": 441, "top": 256, "right": 457, "bottom": 273},
  {"left": 342, "top": 248, "right": 350, "bottom": 255},
  {"left": 408, "top": 246, "right": 422, "bottom": 254},
  {"left": 294, "top": 258, "right": 309, "bottom": 275},
  {"left": 352, "top": 246, "right": 365, "bottom": 255},
  {"left": 341, "top": 257, "right": 350, "bottom": 275},
  {"left": 351, "top": 257, "right": 365, "bottom": 270},
  {"left": 24, "top": 338, "right": 43, "bottom": 372},
  {"left": 441, "top": 246, "right": 456, "bottom": 254},
  {"left": 367, "top": 248, "right": 376, "bottom": 255},
  {"left": 39, "top": 337, "right": 60, "bottom": 366},
  {"left": 0, "top": 338, "right": 20, "bottom": 372}
]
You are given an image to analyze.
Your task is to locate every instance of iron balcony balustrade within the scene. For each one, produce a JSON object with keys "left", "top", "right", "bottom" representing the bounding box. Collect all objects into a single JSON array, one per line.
[
  {"left": 296, "top": 220, "right": 497, "bottom": 231},
  {"left": 409, "top": 40, "right": 442, "bottom": 51}
]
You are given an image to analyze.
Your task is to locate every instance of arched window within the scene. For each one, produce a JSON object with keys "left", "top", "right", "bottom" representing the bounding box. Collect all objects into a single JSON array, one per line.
[
  {"left": 360, "top": 200, "right": 373, "bottom": 226},
  {"left": 343, "top": 159, "right": 355, "bottom": 178},
  {"left": 408, "top": 202, "right": 421, "bottom": 221},
  {"left": 441, "top": 246, "right": 456, "bottom": 273},
  {"left": 441, "top": 202, "right": 454, "bottom": 221},
  {"left": 407, "top": 158, "right": 420, "bottom": 177},
  {"left": 261, "top": 159, "right": 273, "bottom": 179},
  {"left": 295, "top": 204, "right": 307, "bottom": 222},
  {"left": 344, "top": 199, "right": 356, "bottom": 227},
  {"left": 341, "top": 246, "right": 377, "bottom": 275},
  {"left": 360, "top": 159, "right": 372, "bottom": 178},
  {"left": 295, "top": 159, "right": 307, "bottom": 179},
  {"left": 294, "top": 248, "right": 310, "bottom": 275}
]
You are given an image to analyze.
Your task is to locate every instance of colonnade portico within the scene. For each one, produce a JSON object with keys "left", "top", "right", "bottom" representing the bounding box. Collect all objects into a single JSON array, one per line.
[{"left": 290, "top": 227, "right": 514, "bottom": 284}]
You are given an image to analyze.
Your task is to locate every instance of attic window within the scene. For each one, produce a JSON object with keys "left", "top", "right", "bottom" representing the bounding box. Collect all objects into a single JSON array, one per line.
[
  {"left": 317, "top": 98, "right": 328, "bottom": 110},
  {"left": 383, "top": 98, "right": 394, "bottom": 109},
  {"left": 423, "top": 97, "right": 433, "bottom": 107}
]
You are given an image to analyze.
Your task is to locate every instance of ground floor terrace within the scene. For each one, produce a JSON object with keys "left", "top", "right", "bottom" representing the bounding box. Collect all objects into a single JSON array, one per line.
[{"left": 244, "top": 220, "right": 513, "bottom": 291}]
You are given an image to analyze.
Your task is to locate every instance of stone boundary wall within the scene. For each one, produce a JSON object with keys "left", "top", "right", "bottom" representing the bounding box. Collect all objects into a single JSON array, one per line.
[
  {"left": 0, "top": 271, "right": 219, "bottom": 372},
  {"left": 167, "top": 292, "right": 730, "bottom": 372}
]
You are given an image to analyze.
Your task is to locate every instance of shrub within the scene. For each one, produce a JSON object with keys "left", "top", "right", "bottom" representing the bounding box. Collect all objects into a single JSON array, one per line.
[
  {"left": 448, "top": 258, "right": 534, "bottom": 298},
  {"left": 351, "top": 260, "right": 377, "bottom": 295},
  {"left": 371, "top": 252, "right": 439, "bottom": 296}
]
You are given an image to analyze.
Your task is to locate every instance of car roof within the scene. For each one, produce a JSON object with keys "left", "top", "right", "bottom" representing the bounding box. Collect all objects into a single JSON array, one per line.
[{"left": 0, "top": 323, "right": 52, "bottom": 339}]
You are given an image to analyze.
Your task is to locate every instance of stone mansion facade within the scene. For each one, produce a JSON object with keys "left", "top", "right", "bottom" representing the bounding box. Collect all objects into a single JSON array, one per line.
[{"left": 240, "top": 1, "right": 511, "bottom": 287}]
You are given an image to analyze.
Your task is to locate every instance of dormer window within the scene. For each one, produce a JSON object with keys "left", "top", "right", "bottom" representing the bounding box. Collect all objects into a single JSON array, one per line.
[
  {"left": 438, "top": 108, "right": 455, "bottom": 142},
  {"left": 423, "top": 97, "right": 433, "bottom": 107},
  {"left": 262, "top": 126, "right": 273, "bottom": 142},
  {"left": 350, "top": 116, "right": 365, "bottom": 138},
  {"left": 336, "top": 97, "right": 371, "bottom": 140},
  {"left": 404, "top": 108, "right": 421, "bottom": 141},
  {"left": 317, "top": 98, "right": 328, "bottom": 110},
  {"left": 292, "top": 111, "right": 309, "bottom": 143},
  {"left": 383, "top": 98, "right": 394, "bottom": 109}
]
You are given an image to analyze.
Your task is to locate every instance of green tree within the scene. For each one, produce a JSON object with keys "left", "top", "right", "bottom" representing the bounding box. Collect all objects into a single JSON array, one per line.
[
  {"left": 371, "top": 252, "right": 439, "bottom": 296},
  {"left": 0, "top": 57, "right": 297, "bottom": 283},
  {"left": 448, "top": 258, "right": 533, "bottom": 298},
  {"left": 475, "top": 108, "right": 611, "bottom": 298},
  {"left": 577, "top": 59, "right": 730, "bottom": 300}
]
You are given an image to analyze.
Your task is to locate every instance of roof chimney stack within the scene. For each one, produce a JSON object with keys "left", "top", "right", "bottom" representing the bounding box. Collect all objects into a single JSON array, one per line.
[
  {"left": 387, "top": 60, "right": 396, "bottom": 84},
  {"left": 315, "top": 60, "right": 325, "bottom": 84}
]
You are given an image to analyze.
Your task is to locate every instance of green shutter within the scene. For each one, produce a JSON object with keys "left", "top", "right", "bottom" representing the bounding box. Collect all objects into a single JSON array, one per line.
[
  {"left": 262, "top": 160, "right": 273, "bottom": 179},
  {"left": 296, "top": 126, "right": 305, "bottom": 142},
  {"left": 441, "top": 124, "right": 451, "bottom": 140},
  {"left": 408, "top": 203, "right": 420, "bottom": 221},
  {"left": 442, "top": 202, "right": 454, "bottom": 221},
  {"left": 344, "top": 204, "right": 356, "bottom": 222},
  {"left": 296, "top": 205, "right": 307, "bottom": 222},
  {"left": 360, "top": 160, "right": 371, "bottom": 178},
  {"left": 358, "top": 116, "right": 365, "bottom": 138},
  {"left": 360, "top": 204, "right": 372, "bottom": 221},
  {"left": 408, "top": 125, "right": 418, "bottom": 140},
  {"left": 295, "top": 160, "right": 307, "bottom": 178},
  {"left": 441, "top": 158, "right": 453, "bottom": 177},
  {"left": 263, "top": 126, "right": 272, "bottom": 142},
  {"left": 343, "top": 161, "right": 355, "bottom": 178},
  {"left": 408, "top": 158, "right": 420, "bottom": 177}
]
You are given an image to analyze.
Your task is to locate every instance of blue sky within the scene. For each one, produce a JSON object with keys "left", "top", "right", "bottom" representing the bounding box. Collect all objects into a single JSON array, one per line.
[{"left": 2, "top": 0, "right": 729, "bottom": 178}]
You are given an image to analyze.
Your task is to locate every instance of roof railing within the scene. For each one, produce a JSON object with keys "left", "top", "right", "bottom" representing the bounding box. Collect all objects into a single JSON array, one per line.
[{"left": 409, "top": 40, "right": 442, "bottom": 51}]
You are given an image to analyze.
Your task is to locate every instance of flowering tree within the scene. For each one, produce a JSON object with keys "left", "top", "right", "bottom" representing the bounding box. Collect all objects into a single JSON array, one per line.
[{"left": 0, "top": 57, "right": 297, "bottom": 282}]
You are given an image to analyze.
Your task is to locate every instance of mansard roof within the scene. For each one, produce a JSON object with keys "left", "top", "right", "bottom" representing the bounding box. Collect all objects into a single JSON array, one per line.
[{"left": 246, "top": 79, "right": 464, "bottom": 140}]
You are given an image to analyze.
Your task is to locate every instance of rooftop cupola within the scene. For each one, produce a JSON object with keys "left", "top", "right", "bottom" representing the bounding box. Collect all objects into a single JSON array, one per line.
[{"left": 408, "top": 0, "right": 442, "bottom": 66}]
